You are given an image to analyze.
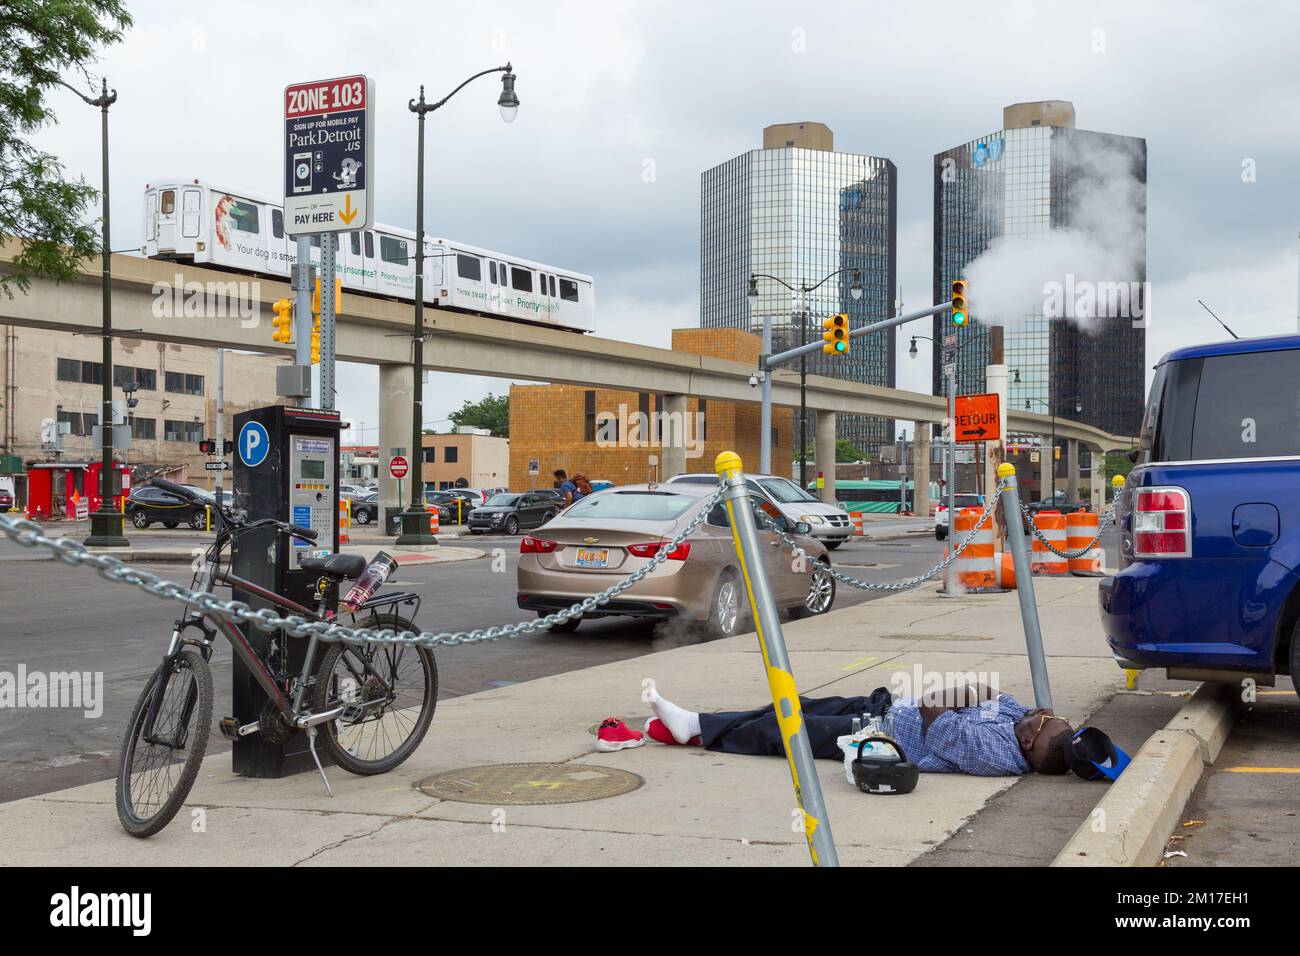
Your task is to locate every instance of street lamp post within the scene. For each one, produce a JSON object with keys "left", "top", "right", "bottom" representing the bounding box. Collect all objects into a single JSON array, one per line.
[
  {"left": 63, "top": 78, "right": 127, "bottom": 547},
  {"left": 397, "top": 64, "right": 518, "bottom": 546},
  {"left": 1015, "top": 377, "right": 1082, "bottom": 502},
  {"left": 749, "top": 270, "right": 862, "bottom": 484},
  {"left": 909, "top": 334, "right": 957, "bottom": 546}
]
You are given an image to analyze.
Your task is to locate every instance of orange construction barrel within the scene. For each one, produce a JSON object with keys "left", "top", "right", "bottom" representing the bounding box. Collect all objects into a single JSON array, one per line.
[{"left": 1031, "top": 510, "right": 1068, "bottom": 575}]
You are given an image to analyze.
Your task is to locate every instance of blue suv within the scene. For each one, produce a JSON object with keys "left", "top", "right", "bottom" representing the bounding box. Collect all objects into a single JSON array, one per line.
[{"left": 1099, "top": 333, "right": 1300, "bottom": 695}]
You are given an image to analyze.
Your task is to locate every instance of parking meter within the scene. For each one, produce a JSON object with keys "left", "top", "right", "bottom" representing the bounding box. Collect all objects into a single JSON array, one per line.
[{"left": 230, "top": 404, "right": 343, "bottom": 777}]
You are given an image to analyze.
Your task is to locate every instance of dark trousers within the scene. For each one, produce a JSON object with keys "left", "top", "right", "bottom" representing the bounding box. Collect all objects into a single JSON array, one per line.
[{"left": 698, "top": 689, "right": 891, "bottom": 760}]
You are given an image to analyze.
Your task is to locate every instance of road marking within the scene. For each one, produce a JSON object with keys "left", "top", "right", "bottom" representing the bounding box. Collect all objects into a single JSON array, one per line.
[
  {"left": 1223, "top": 767, "right": 1300, "bottom": 774},
  {"left": 1257, "top": 690, "right": 1295, "bottom": 697}
]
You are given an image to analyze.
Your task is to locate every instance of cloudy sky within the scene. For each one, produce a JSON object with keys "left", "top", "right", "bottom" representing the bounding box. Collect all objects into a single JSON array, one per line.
[{"left": 34, "top": 0, "right": 1300, "bottom": 441}]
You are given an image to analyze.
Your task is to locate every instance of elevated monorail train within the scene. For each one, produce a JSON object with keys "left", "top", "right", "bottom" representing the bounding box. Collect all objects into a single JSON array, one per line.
[{"left": 141, "top": 178, "right": 595, "bottom": 332}]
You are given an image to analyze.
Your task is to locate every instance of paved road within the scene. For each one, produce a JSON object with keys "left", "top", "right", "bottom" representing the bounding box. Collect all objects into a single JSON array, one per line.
[
  {"left": 1166, "top": 681, "right": 1299, "bottom": 867},
  {"left": 1, "top": 525, "right": 988, "bottom": 803}
]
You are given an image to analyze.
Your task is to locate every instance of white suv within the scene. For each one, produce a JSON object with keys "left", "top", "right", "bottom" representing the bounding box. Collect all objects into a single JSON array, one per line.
[
  {"left": 664, "top": 472, "right": 854, "bottom": 549},
  {"left": 934, "top": 493, "right": 984, "bottom": 540}
]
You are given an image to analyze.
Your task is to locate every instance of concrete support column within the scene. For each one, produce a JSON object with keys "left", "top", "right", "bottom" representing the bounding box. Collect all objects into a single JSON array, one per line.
[
  {"left": 1090, "top": 444, "right": 1105, "bottom": 512},
  {"left": 913, "top": 421, "right": 931, "bottom": 516},
  {"left": 378, "top": 363, "right": 414, "bottom": 528},
  {"left": 659, "top": 393, "right": 688, "bottom": 479},
  {"left": 1067, "top": 438, "right": 1080, "bottom": 503},
  {"left": 814, "top": 411, "right": 837, "bottom": 504},
  {"left": 1036, "top": 435, "right": 1051, "bottom": 503}
]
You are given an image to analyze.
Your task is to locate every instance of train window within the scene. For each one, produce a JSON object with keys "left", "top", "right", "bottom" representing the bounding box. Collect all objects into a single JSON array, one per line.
[
  {"left": 560, "top": 278, "right": 580, "bottom": 302},
  {"left": 549, "top": 275, "right": 557, "bottom": 297},
  {"left": 228, "top": 200, "right": 259, "bottom": 234},
  {"left": 380, "top": 235, "right": 408, "bottom": 264},
  {"left": 349, "top": 232, "right": 360, "bottom": 256},
  {"left": 489, "top": 262, "right": 497, "bottom": 284},
  {"left": 272, "top": 209, "right": 284, "bottom": 240},
  {"left": 510, "top": 267, "right": 532, "bottom": 292},
  {"left": 160, "top": 190, "right": 175, "bottom": 215},
  {"left": 364, "top": 232, "right": 374, "bottom": 258},
  {"left": 457, "top": 254, "right": 482, "bottom": 281}
]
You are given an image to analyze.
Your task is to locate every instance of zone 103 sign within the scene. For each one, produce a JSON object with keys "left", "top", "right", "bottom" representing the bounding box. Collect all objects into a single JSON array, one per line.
[{"left": 283, "top": 74, "right": 374, "bottom": 236}]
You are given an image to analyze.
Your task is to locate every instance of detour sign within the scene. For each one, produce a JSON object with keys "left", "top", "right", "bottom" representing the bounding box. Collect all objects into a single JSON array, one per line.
[{"left": 954, "top": 393, "right": 1001, "bottom": 443}]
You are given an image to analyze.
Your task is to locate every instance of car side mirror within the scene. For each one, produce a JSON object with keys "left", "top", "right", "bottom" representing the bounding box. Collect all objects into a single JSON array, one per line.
[{"left": 794, "top": 521, "right": 812, "bottom": 536}]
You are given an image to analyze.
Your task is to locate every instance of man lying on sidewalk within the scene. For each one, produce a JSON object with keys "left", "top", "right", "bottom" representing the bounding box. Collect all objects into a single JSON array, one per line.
[{"left": 641, "top": 683, "right": 1074, "bottom": 776}]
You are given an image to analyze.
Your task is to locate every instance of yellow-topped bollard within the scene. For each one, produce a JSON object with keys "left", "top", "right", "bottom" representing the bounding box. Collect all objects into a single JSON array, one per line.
[
  {"left": 1112, "top": 474, "right": 1126, "bottom": 489},
  {"left": 715, "top": 450, "right": 742, "bottom": 479},
  {"left": 997, "top": 461, "right": 1016, "bottom": 479}
]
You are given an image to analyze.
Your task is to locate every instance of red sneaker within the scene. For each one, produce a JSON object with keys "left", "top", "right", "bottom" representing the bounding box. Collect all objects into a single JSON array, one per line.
[
  {"left": 644, "top": 717, "right": 701, "bottom": 746},
  {"left": 596, "top": 717, "right": 645, "bottom": 752}
]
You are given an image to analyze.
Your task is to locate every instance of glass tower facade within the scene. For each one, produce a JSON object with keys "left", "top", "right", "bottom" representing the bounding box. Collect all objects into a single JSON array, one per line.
[
  {"left": 701, "top": 144, "right": 898, "bottom": 450},
  {"left": 932, "top": 123, "right": 1147, "bottom": 439}
]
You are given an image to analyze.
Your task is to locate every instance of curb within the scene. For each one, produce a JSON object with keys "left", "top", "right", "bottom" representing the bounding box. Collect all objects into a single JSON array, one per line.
[{"left": 1052, "top": 682, "right": 1234, "bottom": 867}]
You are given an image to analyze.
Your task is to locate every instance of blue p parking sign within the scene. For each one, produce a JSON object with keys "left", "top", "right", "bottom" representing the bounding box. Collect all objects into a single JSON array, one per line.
[{"left": 238, "top": 422, "right": 270, "bottom": 467}]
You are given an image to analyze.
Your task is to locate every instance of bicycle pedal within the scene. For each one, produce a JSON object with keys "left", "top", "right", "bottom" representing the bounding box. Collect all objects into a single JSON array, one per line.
[{"left": 218, "top": 717, "right": 240, "bottom": 741}]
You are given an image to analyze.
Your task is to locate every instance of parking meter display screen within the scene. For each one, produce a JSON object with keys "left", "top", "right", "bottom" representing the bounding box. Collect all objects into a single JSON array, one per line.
[{"left": 289, "top": 434, "right": 336, "bottom": 556}]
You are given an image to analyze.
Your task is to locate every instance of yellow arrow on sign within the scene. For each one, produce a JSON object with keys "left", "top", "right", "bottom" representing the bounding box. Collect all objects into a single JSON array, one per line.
[{"left": 339, "top": 193, "right": 358, "bottom": 225}]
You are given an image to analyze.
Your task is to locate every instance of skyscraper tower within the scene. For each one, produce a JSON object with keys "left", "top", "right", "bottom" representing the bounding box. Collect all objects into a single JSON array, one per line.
[
  {"left": 701, "top": 123, "right": 898, "bottom": 451},
  {"left": 932, "top": 101, "right": 1147, "bottom": 438}
]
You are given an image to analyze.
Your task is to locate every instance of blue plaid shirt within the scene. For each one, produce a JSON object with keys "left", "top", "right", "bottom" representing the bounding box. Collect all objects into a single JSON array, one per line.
[{"left": 887, "top": 693, "right": 1033, "bottom": 776}]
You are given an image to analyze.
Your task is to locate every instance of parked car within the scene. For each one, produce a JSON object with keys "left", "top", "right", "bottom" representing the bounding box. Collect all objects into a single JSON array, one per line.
[
  {"left": 934, "top": 493, "right": 985, "bottom": 540},
  {"left": 1100, "top": 333, "right": 1300, "bottom": 699},
  {"left": 468, "top": 492, "right": 561, "bottom": 535},
  {"left": 665, "top": 472, "right": 854, "bottom": 549},
  {"left": 528, "top": 488, "right": 564, "bottom": 503},
  {"left": 125, "top": 483, "right": 210, "bottom": 530},
  {"left": 516, "top": 483, "right": 835, "bottom": 635},
  {"left": 350, "top": 491, "right": 379, "bottom": 526},
  {"left": 0, "top": 487, "right": 14, "bottom": 511},
  {"left": 426, "top": 490, "right": 475, "bottom": 523}
]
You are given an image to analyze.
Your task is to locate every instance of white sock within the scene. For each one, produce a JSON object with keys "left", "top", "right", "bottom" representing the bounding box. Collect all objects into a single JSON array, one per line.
[{"left": 650, "top": 690, "right": 701, "bottom": 744}]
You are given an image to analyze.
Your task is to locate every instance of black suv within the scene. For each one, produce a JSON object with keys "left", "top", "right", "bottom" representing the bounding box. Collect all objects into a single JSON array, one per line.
[{"left": 126, "top": 484, "right": 210, "bottom": 530}]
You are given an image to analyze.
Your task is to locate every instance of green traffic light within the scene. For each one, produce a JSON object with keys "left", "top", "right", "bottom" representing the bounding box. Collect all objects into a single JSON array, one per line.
[
  {"left": 835, "top": 340, "right": 846, "bottom": 352},
  {"left": 952, "top": 310, "right": 966, "bottom": 325}
]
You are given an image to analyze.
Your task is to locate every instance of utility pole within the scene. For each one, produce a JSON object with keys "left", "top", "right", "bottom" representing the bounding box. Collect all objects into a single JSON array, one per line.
[
  {"left": 760, "top": 313, "right": 773, "bottom": 474},
  {"left": 985, "top": 325, "right": 1009, "bottom": 554},
  {"left": 214, "top": 348, "right": 225, "bottom": 499}
]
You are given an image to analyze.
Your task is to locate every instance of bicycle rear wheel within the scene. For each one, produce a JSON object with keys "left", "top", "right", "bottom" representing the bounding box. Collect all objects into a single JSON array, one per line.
[
  {"left": 115, "top": 648, "right": 213, "bottom": 838},
  {"left": 312, "top": 613, "right": 437, "bottom": 775}
]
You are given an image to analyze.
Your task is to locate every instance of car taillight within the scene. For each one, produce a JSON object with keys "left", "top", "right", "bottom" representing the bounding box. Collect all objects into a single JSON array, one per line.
[
  {"left": 520, "top": 536, "right": 558, "bottom": 554},
  {"left": 1133, "top": 486, "right": 1191, "bottom": 557},
  {"left": 627, "top": 541, "right": 691, "bottom": 560}
]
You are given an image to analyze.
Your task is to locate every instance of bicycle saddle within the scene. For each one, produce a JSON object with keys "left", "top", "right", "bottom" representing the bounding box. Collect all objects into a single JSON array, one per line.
[{"left": 300, "top": 553, "right": 368, "bottom": 581}]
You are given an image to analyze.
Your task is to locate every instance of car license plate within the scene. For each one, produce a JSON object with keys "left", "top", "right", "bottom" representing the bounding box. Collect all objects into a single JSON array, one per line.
[{"left": 575, "top": 547, "right": 609, "bottom": 568}]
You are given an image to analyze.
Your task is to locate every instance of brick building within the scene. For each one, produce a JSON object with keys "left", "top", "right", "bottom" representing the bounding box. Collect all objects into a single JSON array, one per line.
[{"left": 508, "top": 328, "right": 793, "bottom": 489}]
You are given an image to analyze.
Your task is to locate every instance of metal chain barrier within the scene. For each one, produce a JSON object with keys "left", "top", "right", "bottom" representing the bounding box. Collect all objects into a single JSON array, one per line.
[
  {"left": 760, "top": 478, "right": 1010, "bottom": 593},
  {"left": 1018, "top": 496, "right": 1119, "bottom": 560},
  {"left": 0, "top": 483, "right": 728, "bottom": 649}
]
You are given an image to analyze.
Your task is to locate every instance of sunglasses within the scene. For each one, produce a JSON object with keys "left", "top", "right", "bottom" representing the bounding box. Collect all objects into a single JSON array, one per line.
[{"left": 1021, "top": 711, "right": 1070, "bottom": 751}]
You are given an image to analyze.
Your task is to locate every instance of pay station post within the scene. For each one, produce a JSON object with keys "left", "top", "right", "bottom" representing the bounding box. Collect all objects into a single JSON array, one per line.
[{"left": 231, "top": 405, "right": 344, "bottom": 777}]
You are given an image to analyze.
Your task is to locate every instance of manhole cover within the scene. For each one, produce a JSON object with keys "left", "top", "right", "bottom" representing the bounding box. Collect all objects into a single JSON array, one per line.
[{"left": 417, "top": 763, "right": 644, "bottom": 805}]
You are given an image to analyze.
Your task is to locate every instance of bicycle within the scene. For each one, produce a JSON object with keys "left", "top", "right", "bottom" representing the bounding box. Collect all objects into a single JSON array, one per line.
[{"left": 114, "top": 479, "right": 438, "bottom": 838}]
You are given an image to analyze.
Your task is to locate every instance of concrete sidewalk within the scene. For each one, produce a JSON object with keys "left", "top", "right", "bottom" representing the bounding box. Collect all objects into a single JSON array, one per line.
[{"left": 0, "top": 577, "right": 1126, "bottom": 866}]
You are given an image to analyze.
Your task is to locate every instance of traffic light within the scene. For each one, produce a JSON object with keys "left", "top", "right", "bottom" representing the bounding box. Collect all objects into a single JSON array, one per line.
[
  {"left": 951, "top": 279, "right": 969, "bottom": 326},
  {"left": 822, "top": 313, "right": 849, "bottom": 354},
  {"left": 198, "top": 438, "right": 216, "bottom": 455},
  {"left": 312, "top": 276, "right": 342, "bottom": 315},
  {"left": 271, "top": 298, "right": 293, "bottom": 343},
  {"left": 223, "top": 439, "right": 233, "bottom": 455}
]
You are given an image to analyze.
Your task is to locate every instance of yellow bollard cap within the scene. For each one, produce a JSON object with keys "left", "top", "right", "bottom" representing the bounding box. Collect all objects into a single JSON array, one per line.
[
  {"left": 715, "top": 451, "right": 742, "bottom": 477},
  {"left": 1111, "top": 474, "right": 1126, "bottom": 488},
  {"left": 996, "top": 462, "right": 1016, "bottom": 478}
]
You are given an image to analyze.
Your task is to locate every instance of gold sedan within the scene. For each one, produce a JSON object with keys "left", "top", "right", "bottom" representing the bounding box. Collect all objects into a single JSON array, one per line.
[{"left": 516, "top": 483, "right": 835, "bottom": 636}]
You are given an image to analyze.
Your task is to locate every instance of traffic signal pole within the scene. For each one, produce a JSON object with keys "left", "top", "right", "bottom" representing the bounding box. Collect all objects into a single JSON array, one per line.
[{"left": 763, "top": 300, "right": 954, "bottom": 370}]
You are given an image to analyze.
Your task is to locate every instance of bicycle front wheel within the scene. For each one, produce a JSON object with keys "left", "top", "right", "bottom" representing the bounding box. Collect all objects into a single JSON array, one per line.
[
  {"left": 313, "top": 614, "right": 437, "bottom": 775},
  {"left": 115, "top": 648, "right": 213, "bottom": 838}
]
